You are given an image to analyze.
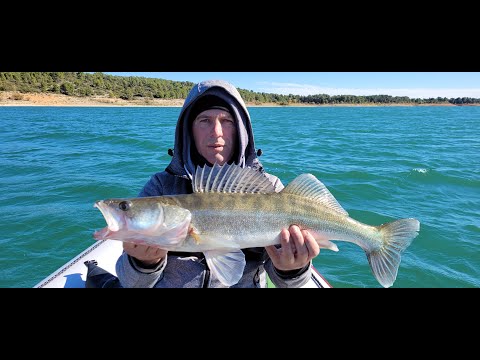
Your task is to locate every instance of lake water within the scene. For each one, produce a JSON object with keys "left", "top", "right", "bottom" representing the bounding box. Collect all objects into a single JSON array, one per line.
[{"left": 1, "top": 106, "right": 479, "bottom": 288}]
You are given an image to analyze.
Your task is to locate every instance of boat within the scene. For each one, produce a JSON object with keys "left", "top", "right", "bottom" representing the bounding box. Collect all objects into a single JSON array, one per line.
[{"left": 34, "top": 240, "right": 332, "bottom": 288}]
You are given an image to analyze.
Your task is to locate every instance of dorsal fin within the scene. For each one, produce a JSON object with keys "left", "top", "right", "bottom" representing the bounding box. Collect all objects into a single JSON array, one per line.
[
  {"left": 283, "top": 174, "right": 349, "bottom": 215},
  {"left": 193, "top": 163, "right": 276, "bottom": 193}
]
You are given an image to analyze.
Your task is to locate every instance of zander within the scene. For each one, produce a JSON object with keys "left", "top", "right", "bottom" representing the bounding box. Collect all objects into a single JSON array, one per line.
[{"left": 93, "top": 163, "right": 420, "bottom": 288}]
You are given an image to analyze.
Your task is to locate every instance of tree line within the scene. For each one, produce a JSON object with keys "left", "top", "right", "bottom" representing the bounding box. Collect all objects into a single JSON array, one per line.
[{"left": 1, "top": 72, "right": 479, "bottom": 105}]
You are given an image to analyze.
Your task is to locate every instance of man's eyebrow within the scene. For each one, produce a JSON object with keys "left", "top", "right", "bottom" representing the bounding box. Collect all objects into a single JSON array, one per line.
[{"left": 196, "top": 113, "right": 233, "bottom": 119}]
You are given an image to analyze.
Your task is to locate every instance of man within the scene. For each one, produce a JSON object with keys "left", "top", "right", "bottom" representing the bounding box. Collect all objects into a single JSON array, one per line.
[{"left": 115, "top": 79, "right": 320, "bottom": 287}]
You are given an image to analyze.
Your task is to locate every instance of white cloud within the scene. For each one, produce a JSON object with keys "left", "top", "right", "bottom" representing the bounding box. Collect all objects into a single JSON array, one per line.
[{"left": 257, "top": 82, "right": 480, "bottom": 99}]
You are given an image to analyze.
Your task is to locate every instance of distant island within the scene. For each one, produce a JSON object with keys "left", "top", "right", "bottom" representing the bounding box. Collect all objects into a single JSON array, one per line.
[{"left": 1, "top": 72, "right": 479, "bottom": 107}]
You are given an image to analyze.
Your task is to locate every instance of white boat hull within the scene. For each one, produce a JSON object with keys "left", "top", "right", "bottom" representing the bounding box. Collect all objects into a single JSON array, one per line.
[
  {"left": 34, "top": 240, "right": 122, "bottom": 288},
  {"left": 34, "top": 240, "right": 332, "bottom": 288}
]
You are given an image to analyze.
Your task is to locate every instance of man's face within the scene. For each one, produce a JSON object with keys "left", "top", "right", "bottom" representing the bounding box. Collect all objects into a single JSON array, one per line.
[{"left": 192, "top": 109, "right": 237, "bottom": 166}]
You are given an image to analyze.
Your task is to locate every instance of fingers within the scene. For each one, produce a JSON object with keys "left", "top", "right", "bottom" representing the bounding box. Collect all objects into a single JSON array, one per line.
[
  {"left": 276, "top": 225, "right": 312, "bottom": 259},
  {"left": 302, "top": 229, "right": 320, "bottom": 258},
  {"left": 280, "top": 227, "right": 296, "bottom": 258},
  {"left": 264, "top": 245, "right": 279, "bottom": 263},
  {"left": 123, "top": 242, "right": 167, "bottom": 261},
  {"left": 123, "top": 242, "right": 137, "bottom": 251},
  {"left": 289, "top": 225, "right": 308, "bottom": 258},
  {"left": 267, "top": 225, "right": 322, "bottom": 272}
]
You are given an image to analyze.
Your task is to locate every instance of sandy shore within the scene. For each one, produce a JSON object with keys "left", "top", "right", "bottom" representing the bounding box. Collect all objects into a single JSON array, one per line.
[
  {"left": 0, "top": 91, "right": 294, "bottom": 107},
  {"left": 0, "top": 91, "right": 186, "bottom": 107},
  {"left": 0, "top": 91, "right": 329, "bottom": 107},
  {"left": 0, "top": 91, "right": 465, "bottom": 107}
]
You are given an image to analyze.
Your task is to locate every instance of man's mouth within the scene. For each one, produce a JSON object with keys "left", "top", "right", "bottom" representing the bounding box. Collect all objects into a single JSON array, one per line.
[{"left": 210, "top": 144, "right": 224, "bottom": 150}]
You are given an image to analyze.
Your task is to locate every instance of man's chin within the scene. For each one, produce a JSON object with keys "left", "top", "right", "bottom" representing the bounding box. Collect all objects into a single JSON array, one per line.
[{"left": 210, "top": 155, "right": 226, "bottom": 166}]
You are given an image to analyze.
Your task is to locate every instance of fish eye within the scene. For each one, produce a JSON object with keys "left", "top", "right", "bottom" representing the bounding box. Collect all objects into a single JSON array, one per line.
[{"left": 119, "top": 201, "right": 130, "bottom": 211}]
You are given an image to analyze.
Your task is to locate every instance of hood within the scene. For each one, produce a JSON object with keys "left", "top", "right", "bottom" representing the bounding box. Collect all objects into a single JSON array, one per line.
[{"left": 165, "top": 79, "right": 264, "bottom": 178}]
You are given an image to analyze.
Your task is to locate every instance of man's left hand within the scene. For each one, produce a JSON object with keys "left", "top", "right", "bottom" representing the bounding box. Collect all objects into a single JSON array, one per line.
[{"left": 265, "top": 225, "right": 320, "bottom": 271}]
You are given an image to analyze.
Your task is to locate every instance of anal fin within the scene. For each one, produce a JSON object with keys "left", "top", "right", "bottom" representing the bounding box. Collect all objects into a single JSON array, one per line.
[{"left": 204, "top": 249, "right": 246, "bottom": 286}]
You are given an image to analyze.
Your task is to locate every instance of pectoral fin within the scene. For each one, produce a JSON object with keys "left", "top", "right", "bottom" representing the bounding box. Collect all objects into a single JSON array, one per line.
[{"left": 204, "top": 250, "right": 246, "bottom": 287}]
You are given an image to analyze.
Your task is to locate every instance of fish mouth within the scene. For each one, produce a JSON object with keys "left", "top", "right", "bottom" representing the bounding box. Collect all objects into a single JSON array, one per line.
[
  {"left": 93, "top": 226, "right": 114, "bottom": 240},
  {"left": 93, "top": 200, "right": 120, "bottom": 240}
]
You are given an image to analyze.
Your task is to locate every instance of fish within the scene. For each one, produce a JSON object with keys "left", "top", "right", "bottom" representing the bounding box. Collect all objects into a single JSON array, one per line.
[{"left": 93, "top": 163, "right": 420, "bottom": 288}]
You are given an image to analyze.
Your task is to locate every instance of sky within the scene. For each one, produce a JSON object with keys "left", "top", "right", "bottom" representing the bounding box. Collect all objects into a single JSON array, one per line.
[{"left": 103, "top": 72, "right": 480, "bottom": 99}]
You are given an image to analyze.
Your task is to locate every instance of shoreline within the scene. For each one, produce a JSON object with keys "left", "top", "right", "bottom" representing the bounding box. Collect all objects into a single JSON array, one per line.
[{"left": 0, "top": 91, "right": 472, "bottom": 107}]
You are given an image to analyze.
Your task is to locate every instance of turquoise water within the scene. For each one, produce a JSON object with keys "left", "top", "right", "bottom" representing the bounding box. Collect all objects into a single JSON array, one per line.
[{"left": 1, "top": 106, "right": 479, "bottom": 288}]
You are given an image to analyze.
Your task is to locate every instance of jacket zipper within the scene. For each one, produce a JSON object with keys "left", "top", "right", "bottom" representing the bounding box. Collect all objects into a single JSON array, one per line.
[{"left": 202, "top": 268, "right": 210, "bottom": 288}]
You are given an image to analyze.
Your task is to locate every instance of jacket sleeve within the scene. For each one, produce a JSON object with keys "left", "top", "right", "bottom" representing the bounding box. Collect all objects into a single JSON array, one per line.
[
  {"left": 264, "top": 259, "right": 312, "bottom": 288},
  {"left": 115, "top": 252, "right": 167, "bottom": 288}
]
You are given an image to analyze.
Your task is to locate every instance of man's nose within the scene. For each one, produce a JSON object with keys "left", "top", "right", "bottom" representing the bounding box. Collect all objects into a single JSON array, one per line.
[{"left": 212, "top": 119, "right": 223, "bottom": 136}]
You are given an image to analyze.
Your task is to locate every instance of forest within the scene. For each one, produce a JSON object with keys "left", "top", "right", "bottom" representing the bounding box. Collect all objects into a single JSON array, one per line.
[{"left": 1, "top": 72, "right": 479, "bottom": 105}]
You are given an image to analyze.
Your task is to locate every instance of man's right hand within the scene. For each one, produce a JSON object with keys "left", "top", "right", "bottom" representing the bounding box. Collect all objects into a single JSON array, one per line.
[{"left": 123, "top": 242, "right": 167, "bottom": 267}]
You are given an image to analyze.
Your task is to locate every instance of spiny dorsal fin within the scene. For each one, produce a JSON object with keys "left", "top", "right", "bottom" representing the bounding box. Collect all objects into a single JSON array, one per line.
[
  {"left": 193, "top": 163, "right": 276, "bottom": 194},
  {"left": 283, "top": 174, "right": 349, "bottom": 215}
]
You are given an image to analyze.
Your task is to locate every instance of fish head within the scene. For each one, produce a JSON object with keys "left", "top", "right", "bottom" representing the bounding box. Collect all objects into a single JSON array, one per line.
[{"left": 93, "top": 198, "right": 192, "bottom": 246}]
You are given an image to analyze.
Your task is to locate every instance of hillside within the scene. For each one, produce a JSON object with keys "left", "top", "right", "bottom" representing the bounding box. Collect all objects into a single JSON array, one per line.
[{"left": 1, "top": 72, "right": 479, "bottom": 106}]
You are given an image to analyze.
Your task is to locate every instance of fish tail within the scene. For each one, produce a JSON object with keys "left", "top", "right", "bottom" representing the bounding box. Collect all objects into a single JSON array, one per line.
[{"left": 367, "top": 218, "right": 420, "bottom": 288}]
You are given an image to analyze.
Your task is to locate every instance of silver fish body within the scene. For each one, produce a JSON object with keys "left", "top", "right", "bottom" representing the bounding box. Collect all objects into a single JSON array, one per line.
[{"left": 94, "top": 164, "right": 420, "bottom": 287}]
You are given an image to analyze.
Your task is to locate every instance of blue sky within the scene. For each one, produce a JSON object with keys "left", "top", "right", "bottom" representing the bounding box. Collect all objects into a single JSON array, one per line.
[{"left": 103, "top": 72, "right": 480, "bottom": 99}]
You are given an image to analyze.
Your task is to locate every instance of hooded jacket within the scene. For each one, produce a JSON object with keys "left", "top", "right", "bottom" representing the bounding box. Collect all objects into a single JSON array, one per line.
[{"left": 115, "top": 79, "right": 311, "bottom": 288}]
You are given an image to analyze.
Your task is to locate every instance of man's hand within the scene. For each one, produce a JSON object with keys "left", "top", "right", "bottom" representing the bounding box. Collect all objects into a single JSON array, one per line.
[
  {"left": 265, "top": 225, "right": 320, "bottom": 271},
  {"left": 123, "top": 243, "right": 167, "bottom": 267}
]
